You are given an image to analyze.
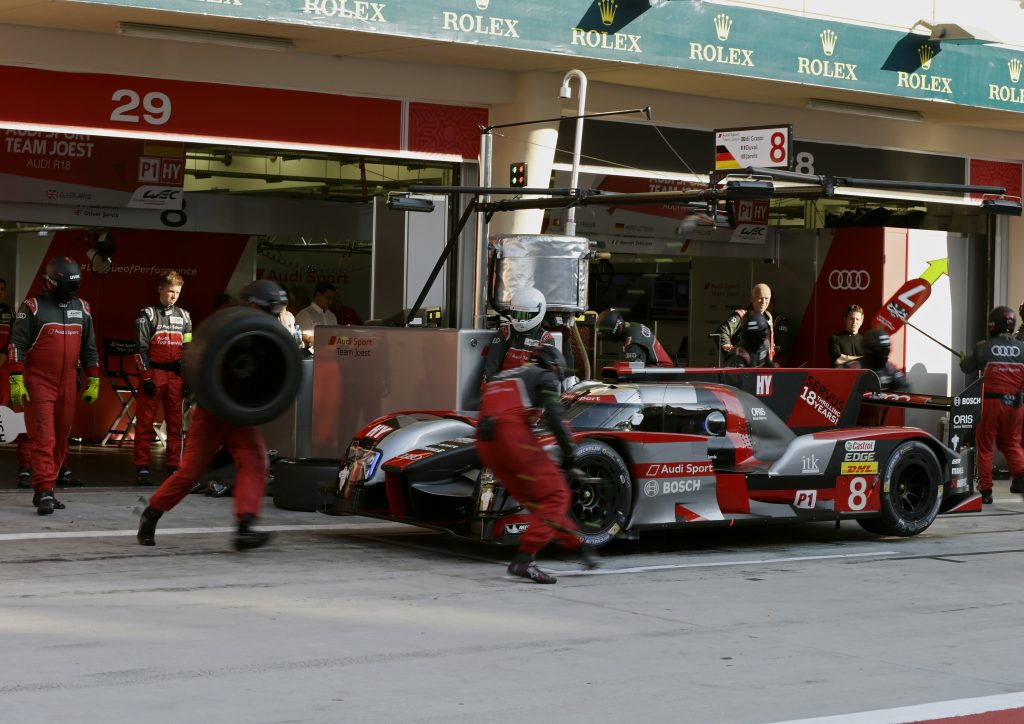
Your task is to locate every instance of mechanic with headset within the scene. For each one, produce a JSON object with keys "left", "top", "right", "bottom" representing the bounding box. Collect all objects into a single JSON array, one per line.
[
  {"left": 133, "top": 271, "right": 193, "bottom": 487},
  {"left": 725, "top": 312, "right": 777, "bottom": 368},
  {"left": 8, "top": 257, "right": 100, "bottom": 516},
  {"left": 715, "top": 283, "right": 776, "bottom": 362},
  {"left": 476, "top": 346, "right": 597, "bottom": 584},
  {"left": 959, "top": 305, "right": 1024, "bottom": 504},
  {"left": 481, "top": 286, "right": 555, "bottom": 384},
  {"left": 596, "top": 308, "right": 674, "bottom": 367},
  {"left": 137, "top": 280, "right": 286, "bottom": 551}
]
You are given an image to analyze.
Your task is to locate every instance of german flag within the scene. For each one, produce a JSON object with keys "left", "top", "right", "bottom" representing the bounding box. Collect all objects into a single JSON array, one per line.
[{"left": 715, "top": 145, "right": 741, "bottom": 170}]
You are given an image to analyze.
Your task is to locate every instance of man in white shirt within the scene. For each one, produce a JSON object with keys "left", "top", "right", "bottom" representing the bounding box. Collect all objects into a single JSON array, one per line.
[{"left": 295, "top": 281, "right": 338, "bottom": 351}]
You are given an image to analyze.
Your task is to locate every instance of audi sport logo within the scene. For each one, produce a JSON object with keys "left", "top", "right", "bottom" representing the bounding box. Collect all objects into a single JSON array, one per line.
[
  {"left": 991, "top": 345, "right": 1022, "bottom": 357},
  {"left": 828, "top": 269, "right": 871, "bottom": 290}
]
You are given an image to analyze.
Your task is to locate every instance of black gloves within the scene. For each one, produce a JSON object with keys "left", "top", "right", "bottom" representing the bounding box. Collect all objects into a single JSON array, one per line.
[{"left": 142, "top": 378, "right": 157, "bottom": 397}]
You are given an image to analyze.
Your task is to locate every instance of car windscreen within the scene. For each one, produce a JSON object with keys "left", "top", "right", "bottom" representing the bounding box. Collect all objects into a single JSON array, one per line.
[{"left": 561, "top": 400, "right": 642, "bottom": 431}]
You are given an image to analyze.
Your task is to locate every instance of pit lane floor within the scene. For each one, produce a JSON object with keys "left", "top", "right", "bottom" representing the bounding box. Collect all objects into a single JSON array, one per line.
[{"left": 1, "top": 486, "right": 1023, "bottom": 724}]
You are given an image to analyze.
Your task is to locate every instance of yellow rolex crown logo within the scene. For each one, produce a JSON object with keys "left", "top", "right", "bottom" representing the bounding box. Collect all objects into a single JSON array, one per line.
[
  {"left": 820, "top": 29, "right": 837, "bottom": 56},
  {"left": 918, "top": 44, "right": 934, "bottom": 70},
  {"left": 1009, "top": 58, "right": 1022, "bottom": 84},
  {"left": 597, "top": 0, "right": 617, "bottom": 26},
  {"left": 714, "top": 13, "right": 732, "bottom": 41}
]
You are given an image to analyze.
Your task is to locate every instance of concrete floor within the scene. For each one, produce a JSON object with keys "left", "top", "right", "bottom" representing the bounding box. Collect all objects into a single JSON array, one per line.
[{"left": 1, "top": 479, "right": 1023, "bottom": 724}]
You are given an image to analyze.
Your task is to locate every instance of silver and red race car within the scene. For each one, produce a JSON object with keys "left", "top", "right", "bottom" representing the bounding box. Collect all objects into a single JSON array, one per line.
[{"left": 320, "top": 365, "right": 981, "bottom": 547}]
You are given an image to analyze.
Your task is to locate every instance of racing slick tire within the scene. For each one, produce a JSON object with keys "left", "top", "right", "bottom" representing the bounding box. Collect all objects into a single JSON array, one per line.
[
  {"left": 184, "top": 307, "right": 303, "bottom": 426},
  {"left": 857, "top": 440, "right": 942, "bottom": 537},
  {"left": 570, "top": 439, "right": 632, "bottom": 547}
]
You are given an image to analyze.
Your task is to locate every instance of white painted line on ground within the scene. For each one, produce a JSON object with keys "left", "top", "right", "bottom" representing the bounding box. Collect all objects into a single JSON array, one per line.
[
  {"left": 0, "top": 521, "right": 410, "bottom": 542},
  {"left": 769, "top": 690, "right": 1024, "bottom": 723},
  {"left": 555, "top": 550, "right": 898, "bottom": 576}
]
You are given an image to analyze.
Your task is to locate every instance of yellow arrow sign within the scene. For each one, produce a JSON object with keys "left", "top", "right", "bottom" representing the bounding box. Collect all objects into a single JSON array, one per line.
[{"left": 919, "top": 257, "right": 949, "bottom": 285}]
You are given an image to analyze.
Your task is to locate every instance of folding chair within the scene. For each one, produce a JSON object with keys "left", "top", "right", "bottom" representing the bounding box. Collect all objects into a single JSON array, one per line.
[{"left": 101, "top": 337, "right": 139, "bottom": 446}]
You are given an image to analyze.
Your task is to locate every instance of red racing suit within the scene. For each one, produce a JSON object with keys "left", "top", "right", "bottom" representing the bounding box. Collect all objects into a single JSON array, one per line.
[
  {"left": 148, "top": 406, "right": 269, "bottom": 520},
  {"left": 961, "top": 335, "right": 1024, "bottom": 493},
  {"left": 8, "top": 294, "right": 98, "bottom": 492},
  {"left": 133, "top": 303, "right": 192, "bottom": 468},
  {"left": 481, "top": 323, "right": 555, "bottom": 384},
  {"left": 622, "top": 322, "right": 674, "bottom": 367},
  {"left": 476, "top": 364, "right": 582, "bottom": 556}
]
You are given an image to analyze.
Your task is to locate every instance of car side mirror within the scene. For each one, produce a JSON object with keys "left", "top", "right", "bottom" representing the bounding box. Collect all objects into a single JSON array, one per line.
[{"left": 704, "top": 410, "right": 727, "bottom": 437}]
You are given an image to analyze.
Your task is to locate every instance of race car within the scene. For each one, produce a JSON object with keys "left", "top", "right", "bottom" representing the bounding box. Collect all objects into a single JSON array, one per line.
[{"left": 321, "top": 365, "right": 981, "bottom": 547}]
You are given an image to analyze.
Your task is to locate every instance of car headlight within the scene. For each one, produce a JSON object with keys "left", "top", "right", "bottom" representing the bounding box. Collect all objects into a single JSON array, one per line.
[{"left": 343, "top": 444, "right": 383, "bottom": 483}]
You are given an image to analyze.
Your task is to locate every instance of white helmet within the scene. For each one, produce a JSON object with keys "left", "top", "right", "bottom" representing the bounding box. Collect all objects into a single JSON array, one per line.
[{"left": 508, "top": 287, "right": 546, "bottom": 333}]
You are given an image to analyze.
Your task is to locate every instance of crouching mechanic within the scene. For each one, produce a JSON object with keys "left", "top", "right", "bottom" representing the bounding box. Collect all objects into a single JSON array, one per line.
[
  {"left": 960, "top": 306, "right": 1024, "bottom": 504},
  {"left": 596, "top": 309, "right": 674, "bottom": 367},
  {"left": 8, "top": 257, "right": 100, "bottom": 515},
  {"left": 476, "top": 346, "right": 597, "bottom": 584},
  {"left": 725, "top": 312, "right": 777, "bottom": 368},
  {"left": 137, "top": 280, "right": 287, "bottom": 550}
]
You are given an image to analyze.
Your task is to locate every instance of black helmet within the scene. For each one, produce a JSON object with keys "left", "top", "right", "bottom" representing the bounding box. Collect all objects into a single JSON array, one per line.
[
  {"left": 43, "top": 256, "right": 81, "bottom": 303},
  {"left": 239, "top": 280, "right": 288, "bottom": 316},
  {"left": 596, "top": 309, "right": 626, "bottom": 341},
  {"left": 862, "top": 328, "right": 892, "bottom": 354},
  {"left": 988, "top": 305, "right": 1015, "bottom": 336},
  {"left": 533, "top": 344, "right": 567, "bottom": 381},
  {"left": 742, "top": 311, "right": 769, "bottom": 345}
]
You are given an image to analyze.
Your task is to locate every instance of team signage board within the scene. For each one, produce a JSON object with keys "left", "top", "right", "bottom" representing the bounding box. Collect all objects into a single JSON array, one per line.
[{"left": 714, "top": 125, "right": 793, "bottom": 171}]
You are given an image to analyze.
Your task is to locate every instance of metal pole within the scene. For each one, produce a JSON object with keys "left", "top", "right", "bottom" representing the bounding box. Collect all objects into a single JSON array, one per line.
[
  {"left": 560, "top": 69, "right": 588, "bottom": 238},
  {"left": 473, "top": 129, "right": 493, "bottom": 328}
]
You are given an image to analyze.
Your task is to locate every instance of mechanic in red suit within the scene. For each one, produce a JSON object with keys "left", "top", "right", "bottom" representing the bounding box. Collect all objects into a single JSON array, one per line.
[
  {"left": 481, "top": 286, "right": 555, "bottom": 384},
  {"left": 959, "top": 305, "right": 1024, "bottom": 504},
  {"left": 133, "top": 271, "right": 193, "bottom": 486},
  {"left": 137, "top": 280, "right": 286, "bottom": 551},
  {"left": 8, "top": 257, "right": 100, "bottom": 515},
  {"left": 597, "top": 308, "right": 674, "bottom": 367},
  {"left": 476, "top": 345, "right": 596, "bottom": 584}
]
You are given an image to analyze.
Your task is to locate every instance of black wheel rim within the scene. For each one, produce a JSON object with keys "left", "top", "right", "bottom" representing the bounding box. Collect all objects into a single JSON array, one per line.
[
  {"left": 569, "top": 455, "right": 621, "bottom": 533},
  {"left": 890, "top": 454, "right": 936, "bottom": 523}
]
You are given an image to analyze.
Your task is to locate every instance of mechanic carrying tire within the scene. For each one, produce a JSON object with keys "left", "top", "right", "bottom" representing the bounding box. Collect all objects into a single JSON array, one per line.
[
  {"left": 476, "top": 345, "right": 597, "bottom": 583},
  {"left": 959, "top": 305, "right": 1024, "bottom": 504},
  {"left": 596, "top": 308, "right": 674, "bottom": 367},
  {"left": 137, "top": 280, "right": 302, "bottom": 550}
]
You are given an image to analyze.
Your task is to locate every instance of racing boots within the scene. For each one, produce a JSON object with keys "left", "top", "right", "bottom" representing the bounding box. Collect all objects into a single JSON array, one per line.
[
  {"left": 235, "top": 514, "right": 272, "bottom": 552},
  {"left": 137, "top": 506, "right": 162, "bottom": 546},
  {"left": 1010, "top": 476, "right": 1024, "bottom": 495},
  {"left": 33, "top": 490, "right": 65, "bottom": 516},
  {"left": 981, "top": 489, "right": 994, "bottom": 505},
  {"left": 507, "top": 552, "right": 557, "bottom": 584},
  {"left": 135, "top": 467, "right": 153, "bottom": 486},
  {"left": 16, "top": 468, "right": 31, "bottom": 489},
  {"left": 57, "top": 468, "right": 83, "bottom": 488}
]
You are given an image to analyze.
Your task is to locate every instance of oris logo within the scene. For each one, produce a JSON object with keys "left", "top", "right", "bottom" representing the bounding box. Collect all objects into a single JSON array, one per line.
[
  {"left": 953, "top": 414, "right": 974, "bottom": 425},
  {"left": 990, "top": 345, "right": 1022, "bottom": 358},
  {"left": 828, "top": 269, "right": 871, "bottom": 290}
]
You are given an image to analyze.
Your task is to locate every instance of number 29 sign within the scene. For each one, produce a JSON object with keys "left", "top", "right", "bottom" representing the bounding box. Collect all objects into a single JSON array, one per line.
[{"left": 714, "top": 125, "right": 793, "bottom": 172}]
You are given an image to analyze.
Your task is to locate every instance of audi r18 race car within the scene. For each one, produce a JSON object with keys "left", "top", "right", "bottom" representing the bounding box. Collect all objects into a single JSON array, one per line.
[{"left": 320, "top": 366, "right": 981, "bottom": 547}]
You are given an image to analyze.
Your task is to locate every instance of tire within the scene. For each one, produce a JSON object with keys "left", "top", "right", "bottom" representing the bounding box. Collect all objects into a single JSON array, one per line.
[
  {"left": 184, "top": 307, "right": 303, "bottom": 426},
  {"left": 858, "top": 440, "right": 942, "bottom": 537},
  {"left": 570, "top": 439, "right": 633, "bottom": 547}
]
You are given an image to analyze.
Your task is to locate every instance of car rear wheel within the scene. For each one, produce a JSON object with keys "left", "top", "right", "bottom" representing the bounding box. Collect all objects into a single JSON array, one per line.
[
  {"left": 570, "top": 439, "right": 632, "bottom": 547},
  {"left": 858, "top": 440, "right": 942, "bottom": 537}
]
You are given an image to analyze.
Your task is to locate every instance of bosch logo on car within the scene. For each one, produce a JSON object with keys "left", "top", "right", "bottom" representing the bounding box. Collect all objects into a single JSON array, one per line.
[
  {"left": 643, "top": 480, "right": 660, "bottom": 497},
  {"left": 955, "top": 397, "right": 981, "bottom": 407},
  {"left": 644, "top": 461, "right": 715, "bottom": 477},
  {"left": 828, "top": 269, "right": 871, "bottom": 290},
  {"left": 662, "top": 479, "right": 701, "bottom": 494}
]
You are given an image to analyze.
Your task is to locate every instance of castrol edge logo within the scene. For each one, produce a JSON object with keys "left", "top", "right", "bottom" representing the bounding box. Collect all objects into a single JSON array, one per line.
[{"left": 644, "top": 461, "right": 714, "bottom": 478}]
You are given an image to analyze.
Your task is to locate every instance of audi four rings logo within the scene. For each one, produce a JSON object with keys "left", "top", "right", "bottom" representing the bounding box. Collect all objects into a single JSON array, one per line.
[
  {"left": 991, "top": 345, "right": 1022, "bottom": 357},
  {"left": 828, "top": 270, "right": 871, "bottom": 290}
]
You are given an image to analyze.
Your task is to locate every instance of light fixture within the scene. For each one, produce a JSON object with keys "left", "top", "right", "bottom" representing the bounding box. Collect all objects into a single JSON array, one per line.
[
  {"left": 386, "top": 194, "right": 435, "bottom": 213},
  {"left": 910, "top": 20, "right": 993, "bottom": 44},
  {"left": 982, "top": 196, "right": 1023, "bottom": 216},
  {"left": 806, "top": 98, "right": 924, "bottom": 122},
  {"left": 723, "top": 179, "right": 774, "bottom": 199},
  {"left": 117, "top": 22, "right": 296, "bottom": 51},
  {"left": 86, "top": 232, "right": 116, "bottom": 275}
]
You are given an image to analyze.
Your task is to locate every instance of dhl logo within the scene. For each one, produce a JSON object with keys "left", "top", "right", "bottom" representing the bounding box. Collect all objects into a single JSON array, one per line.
[{"left": 840, "top": 461, "right": 878, "bottom": 475}]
